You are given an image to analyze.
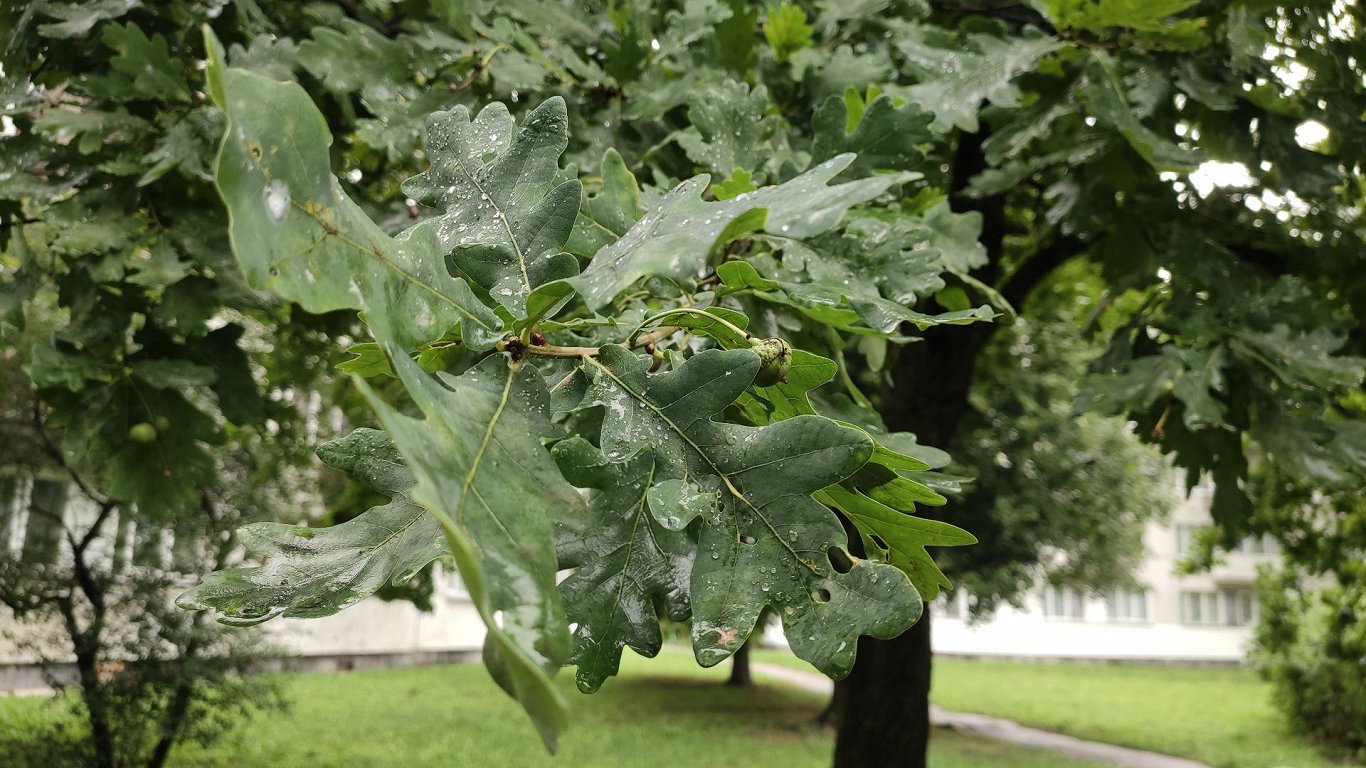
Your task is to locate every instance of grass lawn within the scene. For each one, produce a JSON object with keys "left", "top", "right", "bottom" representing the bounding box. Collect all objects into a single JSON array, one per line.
[
  {"left": 2, "top": 651, "right": 1105, "bottom": 767},
  {"left": 756, "top": 649, "right": 1351, "bottom": 768}
]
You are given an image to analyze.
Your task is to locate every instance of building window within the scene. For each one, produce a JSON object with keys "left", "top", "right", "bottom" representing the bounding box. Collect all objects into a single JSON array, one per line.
[
  {"left": 1106, "top": 588, "right": 1149, "bottom": 623},
  {"left": 0, "top": 476, "right": 17, "bottom": 553},
  {"left": 1175, "top": 525, "right": 1198, "bottom": 555},
  {"left": 22, "top": 480, "right": 67, "bottom": 564},
  {"left": 1180, "top": 591, "right": 1222, "bottom": 625},
  {"left": 1042, "top": 585, "right": 1085, "bottom": 620},
  {"left": 1222, "top": 588, "right": 1258, "bottom": 626},
  {"left": 1231, "top": 535, "right": 1279, "bottom": 556}
]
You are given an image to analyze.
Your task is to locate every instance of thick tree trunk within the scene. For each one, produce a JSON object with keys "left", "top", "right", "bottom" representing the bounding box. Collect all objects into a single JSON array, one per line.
[
  {"left": 727, "top": 639, "right": 754, "bottom": 687},
  {"left": 832, "top": 609, "right": 932, "bottom": 768},
  {"left": 828, "top": 123, "right": 1007, "bottom": 767},
  {"left": 827, "top": 329, "right": 985, "bottom": 768}
]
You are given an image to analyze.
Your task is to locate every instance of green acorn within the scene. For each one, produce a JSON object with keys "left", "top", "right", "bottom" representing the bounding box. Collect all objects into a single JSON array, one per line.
[
  {"left": 749, "top": 336, "right": 791, "bottom": 387},
  {"left": 129, "top": 422, "right": 158, "bottom": 443}
]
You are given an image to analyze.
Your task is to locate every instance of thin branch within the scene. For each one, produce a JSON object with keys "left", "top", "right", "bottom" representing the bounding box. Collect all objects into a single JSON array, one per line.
[
  {"left": 505, "top": 325, "right": 679, "bottom": 361},
  {"left": 998, "top": 234, "right": 1088, "bottom": 310}
]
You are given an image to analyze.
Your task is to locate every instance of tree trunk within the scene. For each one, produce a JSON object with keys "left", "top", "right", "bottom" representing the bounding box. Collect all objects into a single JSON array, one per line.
[
  {"left": 828, "top": 124, "right": 1007, "bottom": 768},
  {"left": 827, "top": 293, "right": 996, "bottom": 765},
  {"left": 832, "top": 608, "right": 932, "bottom": 768},
  {"left": 727, "top": 639, "right": 754, "bottom": 687},
  {"left": 59, "top": 599, "right": 115, "bottom": 768}
]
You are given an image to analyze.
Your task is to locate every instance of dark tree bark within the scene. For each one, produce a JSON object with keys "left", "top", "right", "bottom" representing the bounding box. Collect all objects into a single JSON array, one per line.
[
  {"left": 832, "top": 609, "right": 934, "bottom": 767},
  {"left": 830, "top": 316, "right": 995, "bottom": 768},
  {"left": 727, "top": 639, "right": 754, "bottom": 687},
  {"left": 827, "top": 113, "right": 1089, "bottom": 765},
  {"left": 830, "top": 126, "right": 1010, "bottom": 768}
]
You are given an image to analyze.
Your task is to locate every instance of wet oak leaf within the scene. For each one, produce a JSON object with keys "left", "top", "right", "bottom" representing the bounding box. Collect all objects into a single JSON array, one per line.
[
  {"left": 570, "top": 346, "right": 922, "bottom": 677},
  {"left": 551, "top": 438, "right": 696, "bottom": 693}
]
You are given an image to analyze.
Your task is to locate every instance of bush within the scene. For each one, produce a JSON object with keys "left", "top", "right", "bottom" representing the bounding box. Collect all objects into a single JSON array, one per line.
[{"left": 1253, "top": 569, "right": 1366, "bottom": 759}]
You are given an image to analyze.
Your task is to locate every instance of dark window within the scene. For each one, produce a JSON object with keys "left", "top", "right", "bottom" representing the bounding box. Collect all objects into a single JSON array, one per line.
[
  {"left": 22, "top": 480, "right": 68, "bottom": 564},
  {"left": 0, "top": 476, "right": 17, "bottom": 549}
]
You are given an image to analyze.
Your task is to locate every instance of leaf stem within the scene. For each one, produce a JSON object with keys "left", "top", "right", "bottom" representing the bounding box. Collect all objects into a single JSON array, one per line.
[
  {"left": 502, "top": 326, "right": 677, "bottom": 360},
  {"left": 625, "top": 307, "right": 751, "bottom": 346}
]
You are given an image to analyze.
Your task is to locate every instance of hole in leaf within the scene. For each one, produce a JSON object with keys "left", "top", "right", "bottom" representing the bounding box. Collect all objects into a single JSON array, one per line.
[
  {"left": 827, "top": 547, "right": 854, "bottom": 574},
  {"left": 740, "top": 534, "right": 757, "bottom": 545},
  {"left": 812, "top": 588, "right": 831, "bottom": 603},
  {"left": 870, "top": 534, "right": 889, "bottom": 551}
]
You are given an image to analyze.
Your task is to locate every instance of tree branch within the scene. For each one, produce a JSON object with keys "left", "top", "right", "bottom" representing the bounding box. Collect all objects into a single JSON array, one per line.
[{"left": 998, "top": 234, "right": 1088, "bottom": 310}]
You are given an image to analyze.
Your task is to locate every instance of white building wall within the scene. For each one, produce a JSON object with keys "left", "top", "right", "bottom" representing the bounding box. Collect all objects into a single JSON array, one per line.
[
  {"left": 0, "top": 473, "right": 486, "bottom": 679},
  {"left": 262, "top": 567, "right": 485, "bottom": 658},
  {"left": 931, "top": 478, "right": 1276, "bottom": 664}
]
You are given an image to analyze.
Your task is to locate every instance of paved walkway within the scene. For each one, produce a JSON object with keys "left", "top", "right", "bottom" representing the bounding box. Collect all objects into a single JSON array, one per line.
[{"left": 752, "top": 662, "right": 1212, "bottom": 768}]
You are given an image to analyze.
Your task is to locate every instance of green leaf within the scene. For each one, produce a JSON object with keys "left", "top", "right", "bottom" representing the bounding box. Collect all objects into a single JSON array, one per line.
[
  {"left": 921, "top": 201, "right": 989, "bottom": 274},
  {"left": 725, "top": 238, "right": 995, "bottom": 334},
  {"left": 1081, "top": 51, "right": 1203, "bottom": 172},
  {"left": 812, "top": 90, "right": 933, "bottom": 175},
  {"left": 893, "top": 25, "right": 1060, "bottom": 132},
  {"left": 402, "top": 98, "right": 582, "bottom": 316},
  {"left": 672, "top": 79, "right": 777, "bottom": 176},
  {"left": 551, "top": 438, "right": 695, "bottom": 693},
  {"left": 337, "top": 342, "right": 395, "bottom": 378},
  {"left": 573, "top": 155, "right": 913, "bottom": 309},
  {"left": 567, "top": 149, "right": 641, "bottom": 257},
  {"left": 178, "top": 428, "right": 447, "bottom": 625},
  {"left": 763, "top": 4, "right": 814, "bottom": 62},
  {"left": 36, "top": 0, "right": 138, "bottom": 39},
  {"left": 28, "top": 344, "right": 107, "bottom": 391},
  {"left": 715, "top": 0, "right": 759, "bottom": 72},
  {"left": 360, "top": 350, "right": 585, "bottom": 751},
  {"left": 130, "top": 359, "right": 217, "bottom": 389},
  {"left": 572, "top": 346, "right": 922, "bottom": 677},
  {"left": 659, "top": 305, "right": 755, "bottom": 349},
  {"left": 102, "top": 22, "right": 190, "bottom": 102},
  {"left": 820, "top": 486, "right": 973, "bottom": 600},
  {"left": 711, "top": 167, "right": 757, "bottom": 201},
  {"left": 1034, "top": 0, "right": 1208, "bottom": 50},
  {"left": 205, "top": 32, "right": 503, "bottom": 351},
  {"left": 1230, "top": 325, "right": 1366, "bottom": 391},
  {"left": 296, "top": 19, "right": 420, "bottom": 92}
]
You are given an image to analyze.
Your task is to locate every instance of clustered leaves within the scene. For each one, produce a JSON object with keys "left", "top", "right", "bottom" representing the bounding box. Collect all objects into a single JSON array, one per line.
[
  {"left": 12, "top": 0, "right": 1363, "bottom": 757},
  {"left": 179, "top": 24, "right": 980, "bottom": 748}
]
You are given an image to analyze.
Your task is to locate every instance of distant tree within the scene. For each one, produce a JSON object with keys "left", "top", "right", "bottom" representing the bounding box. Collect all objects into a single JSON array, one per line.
[
  {"left": 1249, "top": 456, "right": 1366, "bottom": 759},
  {"left": 940, "top": 263, "right": 1173, "bottom": 618},
  {"left": 0, "top": 3, "right": 353, "bottom": 766}
]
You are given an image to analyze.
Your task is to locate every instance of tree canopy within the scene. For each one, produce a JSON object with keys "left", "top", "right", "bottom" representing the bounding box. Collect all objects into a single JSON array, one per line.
[{"left": 3, "top": 1, "right": 1363, "bottom": 766}]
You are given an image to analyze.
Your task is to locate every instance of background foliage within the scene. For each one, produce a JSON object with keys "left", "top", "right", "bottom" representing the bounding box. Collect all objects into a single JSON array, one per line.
[{"left": 3, "top": 1, "right": 1364, "bottom": 766}]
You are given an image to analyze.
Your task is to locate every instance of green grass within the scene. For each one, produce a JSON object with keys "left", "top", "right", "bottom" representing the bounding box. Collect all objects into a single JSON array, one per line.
[
  {"left": 2, "top": 651, "right": 1104, "bottom": 767},
  {"left": 756, "top": 649, "right": 1352, "bottom": 768}
]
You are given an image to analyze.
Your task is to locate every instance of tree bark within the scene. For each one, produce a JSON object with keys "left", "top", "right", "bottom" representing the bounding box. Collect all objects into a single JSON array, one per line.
[
  {"left": 829, "top": 125, "right": 1008, "bottom": 768},
  {"left": 828, "top": 319, "right": 989, "bottom": 768},
  {"left": 832, "top": 608, "right": 933, "bottom": 768},
  {"left": 727, "top": 639, "right": 754, "bottom": 687}
]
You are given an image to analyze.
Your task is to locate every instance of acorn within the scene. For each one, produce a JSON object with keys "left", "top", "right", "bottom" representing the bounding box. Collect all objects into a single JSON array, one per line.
[
  {"left": 749, "top": 336, "right": 791, "bottom": 387},
  {"left": 129, "top": 422, "right": 158, "bottom": 443}
]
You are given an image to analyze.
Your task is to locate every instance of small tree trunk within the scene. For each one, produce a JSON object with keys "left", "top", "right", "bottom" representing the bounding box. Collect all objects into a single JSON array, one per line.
[
  {"left": 832, "top": 608, "right": 932, "bottom": 768},
  {"left": 59, "top": 600, "right": 114, "bottom": 768},
  {"left": 148, "top": 635, "right": 201, "bottom": 768},
  {"left": 727, "top": 639, "right": 753, "bottom": 687}
]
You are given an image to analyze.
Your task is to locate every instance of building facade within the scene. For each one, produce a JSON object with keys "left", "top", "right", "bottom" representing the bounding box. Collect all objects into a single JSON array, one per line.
[
  {"left": 3, "top": 472, "right": 1275, "bottom": 693},
  {"left": 0, "top": 475, "right": 485, "bottom": 692},
  {"left": 931, "top": 479, "right": 1277, "bottom": 664}
]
